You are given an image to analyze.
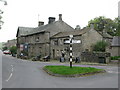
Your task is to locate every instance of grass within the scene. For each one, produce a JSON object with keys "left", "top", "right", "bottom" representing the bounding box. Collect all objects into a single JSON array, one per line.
[{"left": 44, "top": 65, "right": 104, "bottom": 75}]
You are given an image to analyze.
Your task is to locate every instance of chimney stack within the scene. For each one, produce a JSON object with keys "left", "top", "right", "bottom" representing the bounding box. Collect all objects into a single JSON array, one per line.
[
  {"left": 59, "top": 14, "right": 62, "bottom": 21},
  {"left": 38, "top": 21, "right": 44, "bottom": 27},
  {"left": 90, "top": 23, "right": 94, "bottom": 29},
  {"left": 48, "top": 17, "right": 55, "bottom": 24}
]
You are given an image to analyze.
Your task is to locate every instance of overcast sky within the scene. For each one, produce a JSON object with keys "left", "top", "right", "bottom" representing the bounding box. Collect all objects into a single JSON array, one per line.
[{"left": 0, "top": 0, "right": 119, "bottom": 42}]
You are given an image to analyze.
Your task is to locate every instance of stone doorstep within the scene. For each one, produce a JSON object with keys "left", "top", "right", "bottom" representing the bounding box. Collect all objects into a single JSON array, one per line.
[{"left": 43, "top": 67, "right": 106, "bottom": 77}]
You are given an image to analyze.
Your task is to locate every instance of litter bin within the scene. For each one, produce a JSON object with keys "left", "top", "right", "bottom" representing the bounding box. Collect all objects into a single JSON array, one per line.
[
  {"left": 98, "top": 57, "right": 106, "bottom": 63},
  {"left": 60, "top": 57, "right": 64, "bottom": 62}
]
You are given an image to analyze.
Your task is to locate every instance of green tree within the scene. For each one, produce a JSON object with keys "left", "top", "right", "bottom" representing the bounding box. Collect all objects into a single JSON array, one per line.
[
  {"left": 88, "top": 16, "right": 117, "bottom": 36},
  {"left": 114, "top": 17, "right": 120, "bottom": 36},
  {"left": 0, "top": 0, "right": 7, "bottom": 29},
  {"left": 9, "top": 46, "right": 17, "bottom": 54},
  {"left": 2, "top": 46, "right": 7, "bottom": 51},
  {"left": 93, "top": 41, "right": 108, "bottom": 52}
]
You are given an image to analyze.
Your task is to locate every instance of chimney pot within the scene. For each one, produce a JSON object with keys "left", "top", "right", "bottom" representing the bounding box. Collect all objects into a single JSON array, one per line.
[
  {"left": 48, "top": 17, "right": 55, "bottom": 24},
  {"left": 38, "top": 21, "right": 44, "bottom": 27},
  {"left": 90, "top": 23, "right": 94, "bottom": 29},
  {"left": 59, "top": 14, "right": 62, "bottom": 20}
]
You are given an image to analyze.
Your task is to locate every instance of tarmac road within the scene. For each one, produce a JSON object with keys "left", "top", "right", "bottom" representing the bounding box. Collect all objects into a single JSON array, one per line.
[{"left": 2, "top": 53, "right": 119, "bottom": 88}]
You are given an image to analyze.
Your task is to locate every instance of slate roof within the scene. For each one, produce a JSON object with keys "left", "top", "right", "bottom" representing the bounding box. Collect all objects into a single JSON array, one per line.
[
  {"left": 51, "top": 27, "right": 113, "bottom": 39},
  {"left": 51, "top": 28, "right": 90, "bottom": 38},
  {"left": 16, "top": 20, "right": 75, "bottom": 37},
  {"left": 98, "top": 31, "right": 113, "bottom": 38},
  {"left": 111, "top": 36, "right": 120, "bottom": 46}
]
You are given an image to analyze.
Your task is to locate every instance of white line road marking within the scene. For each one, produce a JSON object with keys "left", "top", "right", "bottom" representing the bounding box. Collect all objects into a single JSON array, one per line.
[
  {"left": 5, "top": 65, "right": 14, "bottom": 82},
  {"left": 107, "top": 71, "right": 119, "bottom": 74},
  {"left": 5, "top": 73, "right": 13, "bottom": 82}
]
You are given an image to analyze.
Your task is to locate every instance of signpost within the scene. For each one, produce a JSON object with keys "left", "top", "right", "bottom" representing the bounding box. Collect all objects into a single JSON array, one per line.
[
  {"left": 68, "top": 35, "right": 81, "bottom": 68},
  {"left": 64, "top": 40, "right": 81, "bottom": 44}
]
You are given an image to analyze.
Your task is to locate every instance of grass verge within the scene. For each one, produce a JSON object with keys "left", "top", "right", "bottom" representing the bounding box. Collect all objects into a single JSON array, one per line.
[{"left": 43, "top": 65, "right": 105, "bottom": 77}]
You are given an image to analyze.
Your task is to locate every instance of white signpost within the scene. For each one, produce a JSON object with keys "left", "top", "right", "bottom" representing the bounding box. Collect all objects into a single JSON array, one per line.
[
  {"left": 66, "top": 35, "right": 81, "bottom": 68},
  {"left": 64, "top": 40, "right": 81, "bottom": 44}
]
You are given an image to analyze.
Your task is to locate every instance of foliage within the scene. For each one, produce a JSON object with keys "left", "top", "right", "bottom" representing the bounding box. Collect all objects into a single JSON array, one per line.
[
  {"left": 92, "top": 40, "right": 108, "bottom": 52},
  {"left": 88, "top": 16, "right": 119, "bottom": 36},
  {"left": 2, "top": 46, "right": 7, "bottom": 51},
  {"left": 111, "top": 56, "right": 120, "bottom": 60},
  {"left": 9, "top": 46, "right": 17, "bottom": 54},
  {"left": 114, "top": 17, "right": 120, "bottom": 36},
  {"left": 0, "top": 0, "right": 7, "bottom": 29},
  {"left": 44, "top": 65, "right": 104, "bottom": 75}
]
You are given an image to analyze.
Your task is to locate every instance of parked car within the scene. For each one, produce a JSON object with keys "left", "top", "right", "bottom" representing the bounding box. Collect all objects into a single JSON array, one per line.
[{"left": 3, "top": 50, "right": 11, "bottom": 54}]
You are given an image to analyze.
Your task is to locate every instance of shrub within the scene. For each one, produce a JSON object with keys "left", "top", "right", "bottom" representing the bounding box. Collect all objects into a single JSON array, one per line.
[
  {"left": 9, "top": 46, "right": 17, "bottom": 54},
  {"left": 93, "top": 40, "right": 108, "bottom": 52},
  {"left": 2, "top": 46, "right": 8, "bottom": 51},
  {"left": 111, "top": 56, "right": 120, "bottom": 60}
]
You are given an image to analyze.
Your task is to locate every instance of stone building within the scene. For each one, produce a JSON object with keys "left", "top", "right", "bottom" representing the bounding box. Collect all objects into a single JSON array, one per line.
[
  {"left": 7, "top": 39, "right": 17, "bottom": 49},
  {"left": 50, "top": 25, "right": 113, "bottom": 60},
  {"left": 2, "top": 39, "right": 17, "bottom": 49},
  {"left": 16, "top": 14, "right": 113, "bottom": 62},
  {"left": 109, "top": 36, "right": 120, "bottom": 56},
  {"left": 16, "top": 14, "right": 75, "bottom": 58}
]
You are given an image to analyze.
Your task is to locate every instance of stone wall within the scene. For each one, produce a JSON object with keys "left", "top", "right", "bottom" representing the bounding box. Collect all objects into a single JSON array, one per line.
[{"left": 81, "top": 51, "right": 110, "bottom": 63}]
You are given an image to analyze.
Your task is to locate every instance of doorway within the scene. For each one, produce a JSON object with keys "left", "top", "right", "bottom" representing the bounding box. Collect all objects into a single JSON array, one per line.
[{"left": 53, "top": 49, "right": 55, "bottom": 59}]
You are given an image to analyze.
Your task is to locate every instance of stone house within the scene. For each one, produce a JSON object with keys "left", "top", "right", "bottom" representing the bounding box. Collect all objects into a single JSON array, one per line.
[
  {"left": 16, "top": 14, "right": 75, "bottom": 58},
  {"left": 7, "top": 39, "right": 17, "bottom": 49},
  {"left": 2, "top": 39, "right": 17, "bottom": 49},
  {"left": 50, "top": 25, "right": 113, "bottom": 60},
  {"left": 109, "top": 36, "right": 120, "bottom": 56}
]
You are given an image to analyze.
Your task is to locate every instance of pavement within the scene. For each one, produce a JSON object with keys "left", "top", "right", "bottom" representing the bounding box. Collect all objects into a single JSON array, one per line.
[{"left": 1, "top": 52, "right": 119, "bottom": 88}]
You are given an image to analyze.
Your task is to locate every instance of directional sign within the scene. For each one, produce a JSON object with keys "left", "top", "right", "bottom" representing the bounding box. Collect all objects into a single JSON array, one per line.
[
  {"left": 72, "top": 40, "right": 81, "bottom": 43},
  {"left": 64, "top": 40, "right": 81, "bottom": 44}
]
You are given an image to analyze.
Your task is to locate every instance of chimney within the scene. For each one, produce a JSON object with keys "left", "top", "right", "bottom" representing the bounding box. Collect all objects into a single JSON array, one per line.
[
  {"left": 90, "top": 23, "right": 94, "bottom": 29},
  {"left": 59, "top": 14, "right": 62, "bottom": 21},
  {"left": 38, "top": 21, "right": 44, "bottom": 27},
  {"left": 48, "top": 17, "right": 55, "bottom": 24}
]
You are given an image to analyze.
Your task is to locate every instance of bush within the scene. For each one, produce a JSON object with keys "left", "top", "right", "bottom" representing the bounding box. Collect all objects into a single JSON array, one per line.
[
  {"left": 93, "top": 40, "right": 108, "bottom": 52},
  {"left": 111, "top": 56, "right": 120, "bottom": 60},
  {"left": 9, "top": 46, "right": 17, "bottom": 54},
  {"left": 2, "top": 47, "right": 8, "bottom": 51}
]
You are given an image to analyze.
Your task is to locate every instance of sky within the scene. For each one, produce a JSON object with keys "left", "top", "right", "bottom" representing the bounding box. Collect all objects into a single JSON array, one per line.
[{"left": 0, "top": 0, "right": 119, "bottom": 42}]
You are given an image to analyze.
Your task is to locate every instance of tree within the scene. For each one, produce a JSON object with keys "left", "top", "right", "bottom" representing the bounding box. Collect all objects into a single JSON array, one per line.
[
  {"left": 92, "top": 41, "right": 108, "bottom": 52},
  {"left": 113, "top": 17, "right": 120, "bottom": 36},
  {"left": 2, "top": 46, "right": 7, "bottom": 51},
  {"left": 88, "top": 16, "right": 118, "bottom": 36},
  {"left": 9, "top": 46, "right": 17, "bottom": 54},
  {"left": 0, "top": 0, "right": 7, "bottom": 29}
]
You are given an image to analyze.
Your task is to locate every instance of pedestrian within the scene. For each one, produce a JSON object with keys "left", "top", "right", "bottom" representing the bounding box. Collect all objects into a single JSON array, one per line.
[{"left": 75, "top": 57, "right": 80, "bottom": 63}]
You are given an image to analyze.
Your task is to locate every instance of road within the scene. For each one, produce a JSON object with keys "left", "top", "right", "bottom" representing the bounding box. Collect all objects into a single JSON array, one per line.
[{"left": 1, "top": 52, "right": 119, "bottom": 88}]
